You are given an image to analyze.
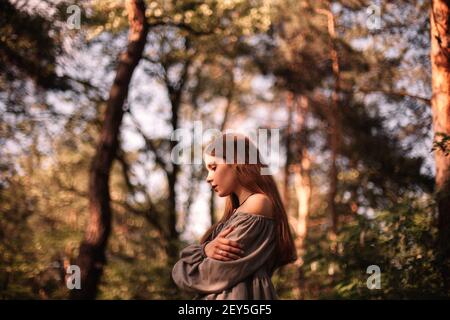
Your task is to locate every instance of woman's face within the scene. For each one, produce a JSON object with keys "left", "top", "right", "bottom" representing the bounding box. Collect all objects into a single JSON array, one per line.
[{"left": 204, "top": 154, "right": 238, "bottom": 197}]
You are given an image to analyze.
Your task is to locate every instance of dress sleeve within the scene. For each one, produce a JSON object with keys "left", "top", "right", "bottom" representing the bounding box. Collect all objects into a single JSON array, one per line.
[{"left": 171, "top": 213, "right": 276, "bottom": 294}]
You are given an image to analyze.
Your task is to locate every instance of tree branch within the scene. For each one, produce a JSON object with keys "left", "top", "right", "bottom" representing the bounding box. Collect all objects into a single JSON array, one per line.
[
  {"left": 126, "top": 109, "right": 168, "bottom": 172},
  {"left": 350, "top": 87, "right": 431, "bottom": 104}
]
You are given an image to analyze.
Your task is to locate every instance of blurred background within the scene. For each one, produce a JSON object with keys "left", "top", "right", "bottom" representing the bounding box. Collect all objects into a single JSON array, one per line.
[{"left": 1, "top": 0, "right": 449, "bottom": 299}]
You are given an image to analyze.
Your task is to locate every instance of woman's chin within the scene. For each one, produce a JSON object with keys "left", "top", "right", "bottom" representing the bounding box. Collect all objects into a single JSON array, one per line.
[{"left": 215, "top": 189, "right": 228, "bottom": 197}]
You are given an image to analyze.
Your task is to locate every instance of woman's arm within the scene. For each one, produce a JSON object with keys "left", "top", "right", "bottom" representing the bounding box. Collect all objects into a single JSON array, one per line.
[
  {"left": 203, "top": 226, "right": 245, "bottom": 261},
  {"left": 171, "top": 213, "right": 276, "bottom": 294}
]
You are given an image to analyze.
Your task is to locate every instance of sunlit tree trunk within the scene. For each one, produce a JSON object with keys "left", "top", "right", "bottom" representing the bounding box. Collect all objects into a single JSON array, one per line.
[
  {"left": 294, "top": 96, "right": 312, "bottom": 249},
  {"left": 430, "top": 0, "right": 450, "bottom": 290},
  {"left": 294, "top": 156, "right": 311, "bottom": 248},
  {"left": 71, "top": 0, "right": 148, "bottom": 299},
  {"left": 292, "top": 95, "right": 312, "bottom": 299},
  {"left": 318, "top": 2, "right": 341, "bottom": 239}
]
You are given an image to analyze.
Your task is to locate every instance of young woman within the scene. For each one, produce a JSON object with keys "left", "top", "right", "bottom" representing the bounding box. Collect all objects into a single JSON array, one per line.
[{"left": 171, "top": 132, "right": 297, "bottom": 300}]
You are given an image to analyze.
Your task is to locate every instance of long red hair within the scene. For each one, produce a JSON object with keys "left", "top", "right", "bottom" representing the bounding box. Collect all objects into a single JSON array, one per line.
[{"left": 200, "top": 132, "right": 297, "bottom": 269}]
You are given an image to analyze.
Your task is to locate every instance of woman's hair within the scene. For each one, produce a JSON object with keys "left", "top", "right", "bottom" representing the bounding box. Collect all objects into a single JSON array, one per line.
[{"left": 200, "top": 132, "right": 297, "bottom": 269}]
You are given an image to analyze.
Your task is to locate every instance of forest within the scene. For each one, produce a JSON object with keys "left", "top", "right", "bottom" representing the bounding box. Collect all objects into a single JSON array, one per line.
[{"left": 0, "top": 0, "right": 449, "bottom": 299}]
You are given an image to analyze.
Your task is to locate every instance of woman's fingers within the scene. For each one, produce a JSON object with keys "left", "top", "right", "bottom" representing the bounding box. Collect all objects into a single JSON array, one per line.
[
  {"left": 224, "top": 252, "right": 241, "bottom": 260},
  {"left": 216, "top": 248, "right": 241, "bottom": 260},
  {"left": 218, "top": 243, "right": 244, "bottom": 256},
  {"left": 212, "top": 254, "right": 233, "bottom": 261},
  {"left": 218, "top": 226, "right": 234, "bottom": 237},
  {"left": 218, "top": 237, "right": 242, "bottom": 250},
  {"left": 213, "top": 226, "right": 244, "bottom": 261},
  {"left": 215, "top": 245, "right": 242, "bottom": 260}
]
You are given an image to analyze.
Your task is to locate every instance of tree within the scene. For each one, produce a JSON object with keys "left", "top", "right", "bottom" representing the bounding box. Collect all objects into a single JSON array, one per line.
[
  {"left": 430, "top": 0, "right": 450, "bottom": 292},
  {"left": 71, "top": 0, "right": 149, "bottom": 300}
]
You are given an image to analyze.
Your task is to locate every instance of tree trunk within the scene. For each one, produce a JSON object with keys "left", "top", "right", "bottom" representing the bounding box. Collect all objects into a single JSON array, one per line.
[
  {"left": 318, "top": 3, "right": 341, "bottom": 239},
  {"left": 71, "top": 0, "right": 148, "bottom": 300},
  {"left": 328, "top": 7, "right": 340, "bottom": 238},
  {"left": 167, "top": 171, "right": 179, "bottom": 260},
  {"left": 164, "top": 43, "right": 195, "bottom": 260},
  {"left": 208, "top": 75, "right": 234, "bottom": 226},
  {"left": 293, "top": 95, "right": 312, "bottom": 299},
  {"left": 284, "top": 92, "right": 294, "bottom": 208},
  {"left": 430, "top": 0, "right": 450, "bottom": 290},
  {"left": 294, "top": 96, "right": 312, "bottom": 249},
  {"left": 294, "top": 155, "right": 311, "bottom": 249}
]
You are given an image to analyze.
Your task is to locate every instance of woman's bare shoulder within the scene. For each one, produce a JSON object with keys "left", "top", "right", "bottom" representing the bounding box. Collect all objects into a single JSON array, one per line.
[{"left": 239, "top": 193, "right": 273, "bottom": 218}]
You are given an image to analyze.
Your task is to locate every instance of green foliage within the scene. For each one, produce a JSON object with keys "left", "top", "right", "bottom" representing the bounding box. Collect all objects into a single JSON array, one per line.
[
  {"left": 0, "top": 1, "right": 69, "bottom": 92},
  {"left": 300, "top": 195, "right": 446, "bottom": 299}
]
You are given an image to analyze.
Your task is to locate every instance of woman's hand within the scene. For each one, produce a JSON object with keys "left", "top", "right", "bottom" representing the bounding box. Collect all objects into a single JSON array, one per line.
[{"left": 204, "top": 226, "right": 245, "bottom": 261}]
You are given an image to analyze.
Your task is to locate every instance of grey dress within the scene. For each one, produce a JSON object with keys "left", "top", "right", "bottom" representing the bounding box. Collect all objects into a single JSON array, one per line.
[{"left": 171, "top": 211, "right": 279, "bottom": 300}]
